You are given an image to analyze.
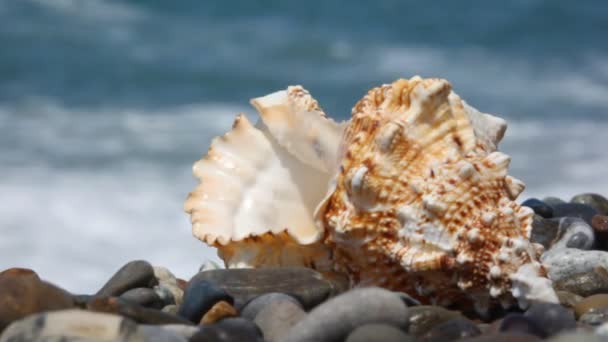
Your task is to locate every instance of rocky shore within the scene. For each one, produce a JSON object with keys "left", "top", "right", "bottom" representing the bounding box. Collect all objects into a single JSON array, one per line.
[{"left": 2, "top": 192, "right": 608, "bottom": 341}]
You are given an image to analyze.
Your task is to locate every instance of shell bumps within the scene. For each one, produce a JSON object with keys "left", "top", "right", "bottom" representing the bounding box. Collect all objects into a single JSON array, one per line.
[{"left": 185, "top": 76, "right": 557, "bottom": 314}]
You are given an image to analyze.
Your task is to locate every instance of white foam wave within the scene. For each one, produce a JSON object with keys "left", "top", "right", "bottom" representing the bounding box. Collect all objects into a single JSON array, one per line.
[{"left": 24, "top": 0, "right": 144, "bottom": 22}]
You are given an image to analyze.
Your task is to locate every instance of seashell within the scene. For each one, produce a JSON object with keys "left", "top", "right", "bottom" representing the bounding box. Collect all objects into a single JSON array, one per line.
[{"left": 185, "top": 77, "right": 557, "bottom": 314}]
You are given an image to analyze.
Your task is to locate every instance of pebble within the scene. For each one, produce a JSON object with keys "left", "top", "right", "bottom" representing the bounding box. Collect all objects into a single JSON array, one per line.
[
  {"left": 595, "top": 320, "right": 608, "bottom": 338},
  {"left": 153, "top": 266, "right": 183, "bottom": 305},
  {"left": 522, "top": 198, "right": 554, "bottom": 218},
  {"left": 423, "top": 317, "right": 482, "bottom": 341},
  {"left": 199, "top": 259, "right": 223, "bottom": 272},
  {"left": 0, "top": 268, "right": 74, "bottom": 332},
  {"left": 153, "top": 266, "right": 179, "bottom": 285},
  {"left": 120, "top": 287, "right": 164, "bottom": 309},
  {"left": 460, "top": 332, "right": 542, "bottom": 342},
  {"left": 407, "top": 305, "right": 461, "bottom": 337},
  {"left": 592, "top": 215, "right": 608, "bottom": 232},
  {"left": 283, "top": 287, "right": 409, "bottom": 342},
  {"left": 396, "top": 292, "right": 422, "bottom": 307},
  {"left": 548, "top": 217, "right": 595, "bottom": 251},
  {"left": 579, "top": 307, "right": 608, "bottom": 326},
  {"left": 96, "top": 260, "right": 158, "bottom": 297},
  {"left": 551, "top": 203, "right": 598, "bottom": 225},
  {"left": 140, "top": 325, "right": 187, "bottom": 342},
  {"left": 72, "top": 294, "right": 94, "bottom": 309},
  {"left": 573, "top": 294, "right": 608, "bottom": 318},
  {"left": 253, "top": 298, "right": 306, "bottom": 342},
  {"left": 201, "top": 300, "right": 238, "bottom": 324},
  {"left": 543, "top": 197, "right": 566, "bottom": 206},
  {"left": 531, "top": 215, "right": 560, "bottom": 249},
  {"left": 549, "top": 331, "right": 604, "bottom": 342},
  {"left": 154, "top": 324, "right": 201, "bottom": 340},
  {"left": 240, "top": 292, "right": 303, "bottom": 320},
  {"left": 554, "top": 267, "right": 608, "bottom": 297},
  {"left": 571, "top": 193, "right": 608, "bottom": 215},
  {"left": 345, "top": 324, "right": 415, "bottom": 342},
  {"left": 542, "top": 248, "right": 608, "bottom": 284},
  {"left": 499, "top": 313, "right": 547, "bottom": 338},
  {"left": 191, "top": 267, "right": 334, "bottom": 309},
  {"left": 153, "top": 285, "right": 176, "bottom": 306},
  {"left": 190, "top": 318, "right": 262, "bottom": 342},
  {"left": 162, "top": 304, "right": 179, "bottom": 315},
  {"left": 87, "top": 296, "right": 193, "bottom": 325},
  {"left": 524, "top": 302, "right": 576, "bottom": 336},
  {"left": 178, "top": 278, "right": 233, "bottom": 324},
  {"left": 0, "top": 309, "right": 143, "bottom": 342},
  {"left": 556, "top": 291, "right": 583, "bottom": 308}
]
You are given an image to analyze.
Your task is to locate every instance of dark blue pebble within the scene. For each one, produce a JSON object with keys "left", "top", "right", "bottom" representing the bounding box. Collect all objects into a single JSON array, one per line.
[
  {"left": 178, "top": 279, "right": 233, "bottom": 324},
  {"left": 522, "top": 198, "right": 553, "bottom": 218},
  {"left": 524, "top": 302, "right": 576, "bottom": 337},
  {"left": 552, "top": 203, "right": 598, "bottom": 225}
]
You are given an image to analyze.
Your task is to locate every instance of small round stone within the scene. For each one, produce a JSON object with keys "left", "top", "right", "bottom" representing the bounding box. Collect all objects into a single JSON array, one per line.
[
  {"left": 200, "top": 300, "right": 238, "bottom": 324},
  {"left": 254, "top": 298, "right": 306, "bottom": 342},
  {"left": 407, "top": 305, "right": 461, "bottom": 337},
  {"left": 522, "top": 198, "right": 554, "bottom": 218},
  {"left": 96, "top": 260, "right": 158, "bottom": 297},
  {"left": 524, "top": 302, "right": 576, "bottom": 336},
  {"left": 499, "top": 313, "right": 547, "bottom": 338},
  {"left": 423, "top": 317, "right": 482, "bottom": 341},
  {"left": 120, "top": 287, "right": 164, "bottom": 309},
  {"left": 571, "top": 193, "right": 608, "bottom": 215},
  {"left": 240, "top": 293, "right": 303, "bottom": 321},
  {"left": 578, "top": 307, "right": 608, "bottom": 326},
  {"left": 346, "top": 324, "right": 414, "bottom": 342},
  {"left": 190, "top": 318, "right": 262, "bottom": 342},
  {"left": 178, "top": 279, "right": 233, "bottom": 324},
  {"left": 592, "top": 215, "right": 608, "bottom": 232},
  {"left": 552, "top": 203, "right": 598, "bottom": 225},
  {"left": 283, "top": 287, "right": 409, "bottom": 342},
  {"left": 549, "top": 217, "right": 595, "bottom": 251},
  {"left": 574, "top": 294, "right": 608, "bottom": 318}
]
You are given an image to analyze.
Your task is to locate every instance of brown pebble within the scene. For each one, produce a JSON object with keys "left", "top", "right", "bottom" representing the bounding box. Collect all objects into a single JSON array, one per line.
[
  {"left": 592, "top": 215, "right": 608, "bottom": 232},
  {"left": 200, "top": 300, "right": 238, "bottom": 324},
  {"left": 177, "top": 278, "right": 188, "bottom": 291},
  {"left": 556, "top": 290, "right": 583, "bottom": 308},
  {"left": 0, "top": 268, "right": 74, "bottom": 332},
  {"left": 574, "top": 294, "right": 608, "bottom": 318}
]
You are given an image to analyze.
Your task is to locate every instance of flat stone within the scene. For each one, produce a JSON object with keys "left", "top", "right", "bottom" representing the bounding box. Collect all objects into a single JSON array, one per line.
[
  {"left": 499, "top": 313, "right": 547, "bottom": 338},
  {"left": 140, "top": 325, "right": 187, "bottom": 342},
  {"left": 283, "top": 287, "right": 409, "bottom": 342},
  {"left": 96, "top": 260, "right": 158, "bottom": 297},
  {"left": 87, "top": 296, "right": 193, "bottom": 325},
  {"left": 0, "top": 309, "right": 143, "bottom": 342},
  {"left": 571, "top": 193, "right": 608, "bottom": 215},
  {"left": 542, "top": 248, "right": 608, "bottom": 284},
  {"left": 554, "top": 267, "right": 608, "bottom": 297},
  {"left": 423, "top": 317, "right": 482, "bottom": 341},
  {"left": 523, "top": 198, "right": 554, "bottom": 218},
  {"left": 201, "top": 301, "right": 238, "bottom": 324},
  {"left": 574, "top": 294, "right": 608, "bottom": 318},
  {"left": 240, "top": 293, "right": 303, "bottom": 321},
  {"left": 191, "top": 267, "right": 335, "bottom": 309},
  {"left": 552, "top": 203, "right": 598, "bottom": 225},
  {"left": 407, "top": 305, "right": 461, "bottom": 337},
  {"left": 461, "top": 332, "right": 542, "bottom": 342},
  {"left": 253, "top": 298, "right": 306, "bottom": 342},
  {"left": 579, "top": 307, "right": 608, "bottom": 326},
  {"left": 524, "top": 302, "right": 576, "bottom": 336},
  {"left": 346, "top": 324, "right": 414, "bottom": 342},
  {"left": 190, "top": 318, "right": 262, "bottom": 342},
  {"left": 0, "top": 268, "right": 74, "bottom": 332},
  {"left": 120, "top": 287, "right": 164, "bottom": 309},
  {"left": 178, "top": 279, "right": 233, "bottom": 324}
]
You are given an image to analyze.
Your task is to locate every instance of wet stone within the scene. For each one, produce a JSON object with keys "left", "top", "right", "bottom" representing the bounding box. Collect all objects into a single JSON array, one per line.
[
  {"left": 423, "top": 317, "right": 482, "bottom": 341},
  {"left": 178, "top": 279, "right": 233, "bottom": 324},
  {"left": 524, "top": 302, "right": 576, "bottom": 337},
  {"left": 120, "top": 287, "right": 164, "bottom": 309},
  {"left": 573, "top": 294, "right": 608, "bottom": 318},
  {"left": 253, "top": 297, "right": 306, "bottom": 342},
  {"left": 407, "top": 305, "right": 461, "bottom": 337},
  {"left": 554, "top": 267, "right": 608, "bottom": 297},
  {"left": 499, "top": 313, "right": 547, "bottom": 338},
  {"left": 523, "top": 198, "right": 554, "bottom": 218},
  {"left": 0, "top": 268, "right": 74, "bottom": 332},
  {"left": 190, "top": 317, "right": 262, "bottom": 342},
  {"left": 283, "top": 287, "right": 409, "bottom": 342},
  {"left": 346, "top": 324, "right": 414, "bottom": 342},
  {"left": 96, "top": 260, "right": 158, "bottom": 297},
  {"left": 87, "top": 296, "right": 193, "bottom": 325},
  {"left": 542, "top": 248, "right": 608, "bottom": 285},
  {"left": 240, "top": 292, "right": 303, "bottom": 321},
  {"left": 552, "top": 203, "right": 598, "bottom": 225},
  {"left": 191, "top": 267, "right": 334, "bottom": 309},
  {"left": 0, "top": 309, "right": 143, "bottom": 342},
  {"left": 578, "top": 307, "right": 608, "bottom": 326},
  {"left": 571, "top": 193, "right": 608, "bottom": 215}
]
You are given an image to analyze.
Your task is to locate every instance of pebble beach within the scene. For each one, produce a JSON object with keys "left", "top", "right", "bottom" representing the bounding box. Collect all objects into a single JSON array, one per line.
[{"left": 2, "top": 193, "right": 608, "bottom": 341}]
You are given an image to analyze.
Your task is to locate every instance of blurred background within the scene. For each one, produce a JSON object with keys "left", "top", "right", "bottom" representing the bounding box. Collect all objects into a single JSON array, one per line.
[{"left": 1, "top": 0, "right": 607, "bottom": 294}]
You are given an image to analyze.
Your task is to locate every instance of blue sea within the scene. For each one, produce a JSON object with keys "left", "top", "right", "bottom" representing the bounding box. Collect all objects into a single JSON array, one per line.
[{"left": 1, "top": 0, "right": 607, "bottom": 293}]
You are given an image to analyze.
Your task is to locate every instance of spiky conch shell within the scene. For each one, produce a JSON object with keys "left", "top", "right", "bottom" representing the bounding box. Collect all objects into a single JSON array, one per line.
[{"left": 184, "top": 77, "right": 557, "bottom": 314}]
